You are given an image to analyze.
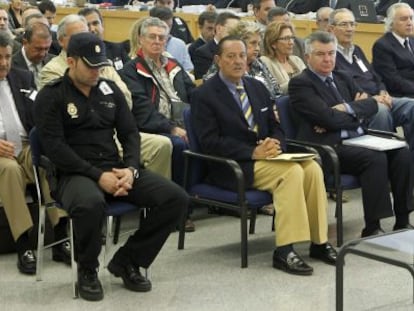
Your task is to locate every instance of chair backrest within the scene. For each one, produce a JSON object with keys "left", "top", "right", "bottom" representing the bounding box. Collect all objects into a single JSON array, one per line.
[
  {"left": 275, "top": 95, "right": 297, "bottom": 139},
  {"left": 183, "top": 107, "right": 208, "bottom": 186},
  {"left": 29, "top": 127, "right": 42, "bottom": 167}
]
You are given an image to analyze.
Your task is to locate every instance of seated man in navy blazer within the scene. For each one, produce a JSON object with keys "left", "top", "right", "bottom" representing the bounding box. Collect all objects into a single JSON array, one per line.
[
  {"left": 372, "top": 3, "right": 414, "bottom": 97},
  {"left": 289, "top": 31, "right": 414, "bottom": 238},
  {"left": 191, "top": 35, "right": 337, "bottom": 276}
]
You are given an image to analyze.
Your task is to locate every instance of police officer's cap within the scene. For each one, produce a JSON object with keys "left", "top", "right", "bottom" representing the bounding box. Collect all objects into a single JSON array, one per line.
[{"left": 67, "top": 32, "right": 111, "bottom": 68}]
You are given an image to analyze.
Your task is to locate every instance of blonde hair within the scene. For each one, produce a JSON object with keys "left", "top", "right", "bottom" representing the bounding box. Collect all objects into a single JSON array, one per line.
[
  {"left": 263, "top": 21, "right": 294, "bottom": 59},
  {"left": 227, "top": 20, "right": 261, "bottom": 42},
  {"left": 128, "top": 17, "right": 148, "bottom": 58}
]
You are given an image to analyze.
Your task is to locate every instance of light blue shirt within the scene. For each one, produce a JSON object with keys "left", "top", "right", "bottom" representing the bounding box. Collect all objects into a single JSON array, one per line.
[{"left": 166, "top": 36, "right": 194, "bottom": 72}]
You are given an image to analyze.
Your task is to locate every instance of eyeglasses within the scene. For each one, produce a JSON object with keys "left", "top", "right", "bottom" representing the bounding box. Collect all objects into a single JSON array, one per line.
[
  {"left": 144, "top": 34, "right": 167, "bottom": 42},
  {"left": 317, "top": 18, "right": 329, "bottom": 23},
  {"left": 277, "top": 36, "right": 295, "bottom": 42},
  {"left": 334, "top": 21, "right": 358, "bottom": 28}
]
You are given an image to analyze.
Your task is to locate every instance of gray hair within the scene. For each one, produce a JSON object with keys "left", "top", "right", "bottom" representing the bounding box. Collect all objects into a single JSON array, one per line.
[
  {"left": 328, "top": 8, "right": 353, "bottom": 26},
  {"left": 0, "top": 31, "right": 13, "bottom": 48},
  {"left": 316, "top": 6, "right": 333, "bottom": 21},
  {"left": 56, "top": 14, "right": 86, "bottom": 40},
  {"left": 385, "top": 2, "right": 413, "bottom": 32},
  {"left": 139, "top": 17, "right": 169, "bottom": 37},
  {"left": 304, "top": 31, "right": 337, "bottom": 55}
]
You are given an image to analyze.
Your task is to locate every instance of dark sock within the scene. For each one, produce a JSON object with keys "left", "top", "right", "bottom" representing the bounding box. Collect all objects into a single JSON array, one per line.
[
  {"left": 310, "top": 242, "right": 327, "bottom": 250},
  {"left": 274, "top": 244, "right": 293, "bottom": 258},
  {"left": 16, "top": 232, "right": 31, "bottom": 255},
  {"left": 395, "top": 213, "right": 409, "bottom": 228},
  {"left": 363, "top": 220, "right": 380, "bottom": 234}
]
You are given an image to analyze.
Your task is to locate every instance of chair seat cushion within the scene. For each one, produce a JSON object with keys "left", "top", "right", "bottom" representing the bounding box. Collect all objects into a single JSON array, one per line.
[
  {"left": 106, "top": 202, "right": 139, "bottom": 217},
  {"left": 326, "top": 174, "right": 360, "bottom": 190},
  {"left": 190, "top": 183, "right": 272, "bottom": 209}
]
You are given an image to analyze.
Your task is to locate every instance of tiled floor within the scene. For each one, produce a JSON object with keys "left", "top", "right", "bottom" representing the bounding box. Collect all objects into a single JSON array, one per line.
[{"left": 1, "top": 189, "right": 414, "bottom": 311}]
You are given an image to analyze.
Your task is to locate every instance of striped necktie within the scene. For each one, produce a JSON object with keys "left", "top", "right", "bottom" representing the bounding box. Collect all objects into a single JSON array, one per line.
[{"left": 236, "top": 84, "right": 257, "bottom": 132}]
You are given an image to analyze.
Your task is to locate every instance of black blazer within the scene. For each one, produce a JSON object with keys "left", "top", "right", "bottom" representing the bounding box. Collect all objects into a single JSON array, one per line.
[
  {"left": 372, "top": 32, "right": 414, "bottom": 97},
  {"left": 192, "top": 39, "right": 217, "bottom": 79},
  {"left": 289, "top": 69, "right": 378, "bottom": 146},
  {"left": 104, "top": 40, "right": 130, "bottom": 71},
  {"left": 191, "top": 74, "right": 285, "bottom": 190},
  {"left": 12, "top": 49, "right": 54, "bottom": 72},
  {"left": 188, "top": 37, "right": 205, "bottom": 63},
  {"left": 6, "top": 67, "right": 37, "bottom": 133}
]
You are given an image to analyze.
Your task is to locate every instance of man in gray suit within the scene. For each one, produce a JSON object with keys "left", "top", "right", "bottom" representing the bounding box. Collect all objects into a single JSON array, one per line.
[{"left": 12, "top": 22, "right": 54, "bottom": 88}]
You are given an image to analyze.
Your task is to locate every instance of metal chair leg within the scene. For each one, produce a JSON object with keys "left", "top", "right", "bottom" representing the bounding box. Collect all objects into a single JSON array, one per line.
[
  {"left": 36, "top": 204, "right": 46, "bottom": 281},
  {"left": 69, "top": 219, "right": 78, "bottom": 299}
]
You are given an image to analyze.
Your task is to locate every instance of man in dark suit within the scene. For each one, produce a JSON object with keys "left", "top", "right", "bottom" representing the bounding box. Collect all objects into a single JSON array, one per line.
[
  {"left": 289, "top": 31, "right": 413, "bottom": 237},
  {"left": 192, "top": 12, "right": 239, "bottom": 79},
  {"left": 12, "top": 22, "right": 54, "bottom": 88},
  {"left": 188, "top": 10, "right": 217, "bottom": 63},
  {"left": 372, "top": 2, "right": 414, "bottom": 97},
  {"left": 78, "top": 7, "right": 130, "bottom": 71},
  {"left": 191, "top": 35, "right": 337, "bottom": 276},
  {"left": 0, "top": 32, "right": 67, "bottom": 275}
]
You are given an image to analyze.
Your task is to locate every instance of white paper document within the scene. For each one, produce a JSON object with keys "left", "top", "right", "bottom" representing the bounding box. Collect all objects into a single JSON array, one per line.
[
  {"left": 342, "top": 135, "right": 407, "bottom": 151},
  {"left": 266, "top": 153, "right": 316, "bottom": 161}
]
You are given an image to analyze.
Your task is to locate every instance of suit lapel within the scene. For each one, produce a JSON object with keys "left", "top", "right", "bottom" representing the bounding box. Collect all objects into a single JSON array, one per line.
[
  {"left": 386, "top": 32, "right": 414, "bottom": 65},
  {"left": 305, "top": 69, "right": 339, "bottom": 106}
]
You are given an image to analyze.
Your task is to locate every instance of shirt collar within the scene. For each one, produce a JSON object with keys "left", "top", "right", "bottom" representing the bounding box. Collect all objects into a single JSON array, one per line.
[
  {"left": 391, "top": 31, "right": 407, "bottom": 47},
  {"left": 218, "top": 71, "right": 243, "bottom": 94},
  {"left": 308, "top": 66, "right": 333, "bottom": 82},
  {"left": 21, "top": 47, "right": 35, "bottom": 68},
  {"left": 337, "top": 44, "right": 355, "bottom": 63}
]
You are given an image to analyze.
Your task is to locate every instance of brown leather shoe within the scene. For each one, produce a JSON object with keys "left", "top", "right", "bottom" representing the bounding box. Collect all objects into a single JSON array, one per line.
[{"left": 185, "top": 219, "right": 195, "bottom": 232}]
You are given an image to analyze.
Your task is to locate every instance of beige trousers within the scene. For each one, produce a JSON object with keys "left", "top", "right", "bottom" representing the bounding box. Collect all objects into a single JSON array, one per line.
[
  {"left": 140, "top": 132, "right": 172, "bottom": 179},
  {"left": 253, "top": 159, "right": 328, "bottom": 246},
  {"left": 0, "top": 144, "right": 66, "bottom": 241}
]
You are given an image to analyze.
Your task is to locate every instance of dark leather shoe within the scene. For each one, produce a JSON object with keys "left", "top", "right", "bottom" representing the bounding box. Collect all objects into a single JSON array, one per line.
[
  {"left": 52, "top": 241, "right": 71, "bottom": 265},
  {"left": 309, "top": 243, "right": 337, "bottom": 265},
  {"left": 77, "top": 268, "right": 104, "bottom": 301},
  {"left": 361, "top": 227, "right": 385, "bottom": 237},
  {"left": 108, "top": 260, "right": 152, "bottom": 292},
  {"left": 17, "top": 250, "right": 36, "bottom": 275},
  {"left": 393, "top": 223, "right": 414, "bottom": 231},
  {"left": 273, "top": 250, "right": 313, "bottom": 276}
]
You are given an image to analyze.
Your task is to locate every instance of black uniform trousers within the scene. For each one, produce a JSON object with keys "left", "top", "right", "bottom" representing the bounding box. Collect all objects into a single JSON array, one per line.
[
  {"left": 335, "top": 144, "right": 413, "bottom": 225},
  {"left": 57, "top": 169, "right": 188, "bottom": 269}
]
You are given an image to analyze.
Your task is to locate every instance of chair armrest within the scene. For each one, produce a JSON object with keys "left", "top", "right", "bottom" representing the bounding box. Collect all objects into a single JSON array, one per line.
[{"left": 183, "top": 149, "right": 246, "bottom": 202}]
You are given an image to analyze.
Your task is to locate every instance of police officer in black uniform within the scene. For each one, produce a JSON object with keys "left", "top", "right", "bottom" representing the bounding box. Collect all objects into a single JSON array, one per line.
[{"left": 34, "top": 32, "right": 187, "bottom": 302}]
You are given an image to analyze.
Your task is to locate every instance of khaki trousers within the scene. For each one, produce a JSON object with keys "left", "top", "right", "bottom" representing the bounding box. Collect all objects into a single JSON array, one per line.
[
  {"left": 253, "top": 159, "right": 328, "bottom": 246},
  {"left": 0, "top": 144, "right": 66, "bottom": 241},
  {"left": 140, "top": 133, "right": 172, "bottom": 179}
]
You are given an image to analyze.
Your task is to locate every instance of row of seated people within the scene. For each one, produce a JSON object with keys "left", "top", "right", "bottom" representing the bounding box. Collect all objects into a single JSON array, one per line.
[{"left": 1, "top": 0, "right": 414, "bottom": 301}]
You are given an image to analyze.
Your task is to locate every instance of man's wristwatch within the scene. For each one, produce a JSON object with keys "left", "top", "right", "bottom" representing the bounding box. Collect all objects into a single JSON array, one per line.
[{"left": 127, "top": 166, "right": 139, "bottom": 179}]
